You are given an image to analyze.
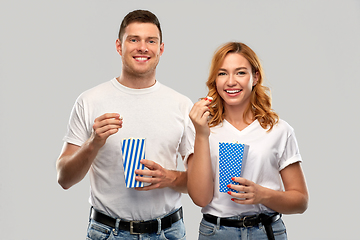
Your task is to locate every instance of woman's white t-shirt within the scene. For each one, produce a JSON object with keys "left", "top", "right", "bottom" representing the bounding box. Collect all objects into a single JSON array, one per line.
[{"left": 202, "top": 119, "right": 302, "bottom": 217}]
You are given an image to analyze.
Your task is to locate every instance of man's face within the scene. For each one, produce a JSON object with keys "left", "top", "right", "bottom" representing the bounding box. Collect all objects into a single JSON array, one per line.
[{"left": 116, "top": 22, "right": 164, "bottom": 78}]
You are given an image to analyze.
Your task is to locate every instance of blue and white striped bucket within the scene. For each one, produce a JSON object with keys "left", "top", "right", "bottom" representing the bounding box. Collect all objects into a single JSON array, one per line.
[{"left": 121, "top": 138, "right": 146, "bottom": 188}]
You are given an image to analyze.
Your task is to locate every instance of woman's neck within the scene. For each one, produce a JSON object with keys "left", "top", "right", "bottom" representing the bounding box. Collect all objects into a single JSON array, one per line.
[{"left": 224, "top": 105, "right": 255, "bottom": 131}]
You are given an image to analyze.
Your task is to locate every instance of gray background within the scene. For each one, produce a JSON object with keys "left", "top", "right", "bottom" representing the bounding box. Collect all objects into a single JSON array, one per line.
[{"left": 1, "top": 1, "right": 359, "bottom": 239}]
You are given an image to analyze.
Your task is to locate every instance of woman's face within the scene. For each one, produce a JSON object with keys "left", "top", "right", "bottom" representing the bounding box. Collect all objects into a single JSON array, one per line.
[{"left": 215, "top": 53, "right": 259, "bottom": 111}]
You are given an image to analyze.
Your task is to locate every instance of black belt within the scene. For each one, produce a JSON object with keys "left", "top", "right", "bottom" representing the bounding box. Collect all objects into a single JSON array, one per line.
[
  {"left": 203, "top": 213, "right": 280, "bottom": 240},
  {"left": 90, "top": 207, "right": 183, "bottom": 234}
]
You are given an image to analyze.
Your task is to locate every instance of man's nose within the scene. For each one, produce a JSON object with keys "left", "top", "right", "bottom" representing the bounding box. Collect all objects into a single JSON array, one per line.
[{"left": 138, "top": 41, "right": 148, "bottom": 53}]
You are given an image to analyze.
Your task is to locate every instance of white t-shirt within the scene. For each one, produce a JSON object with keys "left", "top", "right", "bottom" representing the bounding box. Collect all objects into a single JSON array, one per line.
[
  {"left": 202, "top": 119, "right": 302, "bottom": 217},
  {"left": 63, "top": 78, "right": 195, "bottom": 221}
]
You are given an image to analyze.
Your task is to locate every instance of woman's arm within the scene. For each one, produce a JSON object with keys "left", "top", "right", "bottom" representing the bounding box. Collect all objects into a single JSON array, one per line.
[
  {"left": 187, "top": 98, "right": 214, "bottom": 207},
  {"left": 229, "top": 162, "right": 308, "bottom": 214}
]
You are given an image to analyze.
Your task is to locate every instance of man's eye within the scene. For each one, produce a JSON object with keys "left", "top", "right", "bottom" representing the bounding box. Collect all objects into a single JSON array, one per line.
[{"left": 130, "top": 39, "right": 137, "bottom": 42}]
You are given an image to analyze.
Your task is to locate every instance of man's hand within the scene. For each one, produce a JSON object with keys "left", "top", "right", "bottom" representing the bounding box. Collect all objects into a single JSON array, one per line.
[
  {"left": 91, "top": 113, "right": 123, "bottom": 148},
  {"left": 56, "top": 113, "right": 123, "bottom": 190},
  {"left": 134, "top": 159, "right": 186, "bottom": 192}
]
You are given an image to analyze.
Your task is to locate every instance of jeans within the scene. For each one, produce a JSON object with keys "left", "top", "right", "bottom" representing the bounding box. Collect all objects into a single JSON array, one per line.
[
  {"left": 198, "top": 215, "right": 287, "bottom": 240},
  {"left": 86, "top": 208, "right": 186, "bottom": 240}
]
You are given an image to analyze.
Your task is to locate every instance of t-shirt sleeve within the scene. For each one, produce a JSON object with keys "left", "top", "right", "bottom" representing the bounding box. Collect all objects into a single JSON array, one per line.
[
  {"left": 63, "top": 97, "right": 91, "bottom": 147},
  {"left": 278, "top": 130, "right": 302, "bottom": 171},
  {"left": 178, "top": 99, "right": 195, "bottom": 167}
]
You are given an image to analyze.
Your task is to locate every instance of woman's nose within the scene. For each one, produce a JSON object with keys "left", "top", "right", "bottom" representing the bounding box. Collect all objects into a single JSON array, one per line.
[{"left": 227, "top": 75, "right": 236, "bottom": 86}]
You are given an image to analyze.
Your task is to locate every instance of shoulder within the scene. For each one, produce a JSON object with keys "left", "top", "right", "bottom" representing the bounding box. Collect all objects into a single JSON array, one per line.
[
  {"left": 76, "top": 80, "right": 114, "bottom": 103},
  {"left": 157, "top": 82, "right": 193, "bottom": 106},
  {"left": 271, "top": 119, "right": 295, "bottom": 137}
]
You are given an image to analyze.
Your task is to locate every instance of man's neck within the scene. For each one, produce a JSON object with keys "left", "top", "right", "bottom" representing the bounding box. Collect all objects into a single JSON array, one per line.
[{"left": 117, "top": 72, "right": 156, "bottom": 89}]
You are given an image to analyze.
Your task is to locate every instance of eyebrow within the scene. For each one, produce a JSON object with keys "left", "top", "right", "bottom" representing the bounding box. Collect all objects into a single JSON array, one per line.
[
  {"left": 218, "top": 67, "right": 248, "bottom": 71},
  {"left": 126, "top": 35, "right": 159, "bottom": 40}
]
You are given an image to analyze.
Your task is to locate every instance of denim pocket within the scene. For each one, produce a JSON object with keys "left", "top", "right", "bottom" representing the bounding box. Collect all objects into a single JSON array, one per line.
[
  {"left": 199, "top": 219, "right": 217, "bottom": 236},
  {"left": 161, "top": 219, "right": 186, "bottom": 240},
  {"left": 86, "top": 220, "right": 113, "bottom": 240}
]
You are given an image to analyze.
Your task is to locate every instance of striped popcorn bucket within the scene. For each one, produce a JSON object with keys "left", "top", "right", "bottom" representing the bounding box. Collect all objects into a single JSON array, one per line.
[{"left": 121, "top": 138, "right": 146, "bottom": 188}]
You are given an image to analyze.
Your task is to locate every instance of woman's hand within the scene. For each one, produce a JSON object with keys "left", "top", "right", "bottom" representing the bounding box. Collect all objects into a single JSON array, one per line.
[
  {"left": 189, "top": 97, "right": 212, "bottom": 137},
  {"left": 227, "top": 162, "right": 309, "bottom": 214},
  {"left": 227, "top": 177, "right": 266, "bottom": 205}
]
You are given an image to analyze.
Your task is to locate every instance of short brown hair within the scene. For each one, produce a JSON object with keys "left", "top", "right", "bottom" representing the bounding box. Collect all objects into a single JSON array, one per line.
[{"left": 118, "top": 10, "right": 162, "bottom": 43}]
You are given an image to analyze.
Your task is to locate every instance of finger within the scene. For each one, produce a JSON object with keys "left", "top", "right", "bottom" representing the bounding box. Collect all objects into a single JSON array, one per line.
[
  {"left": 227, "top": 184, "right": 247, "bottom": 193},
  {"left": 93, "top": 123, "right": 122, "bottom": 137},
  {"left": 203, "top": 96, "right": 213, "bottom": 103},
  {"left": 135, "top": 175, "right": 159, "bottom": 183},
  {"left": 231, "top": 177, "right": 249, "bottom": 186},
  {"left": 201, "top": 97, "right": 212, "bottom": 108},
  {"left": 202, "top": 109, "right": 211, "bottom": 119},
  {"left": 228, "top": 190, "right": 251, "bottom": 199},
  {"left": 231, "top": 198, "right": 254, "bottom": 205},
  {"left": 94, "top": 118, "right": 123, "bottom": 129},
  {"left": 135, "top": 169, "right": 158, "bottom": 177},
  {"left": 95, "top": 113, "right": 120, "bottom": 121},
  {"left": 139, "top": 159, "right": 160, "bottom": 170},
  {"left": 191, "top": 105, "right": 210, "bottom": 121},
  {"left": 135, "top": 183, "right": 160, "bottom": 191}
]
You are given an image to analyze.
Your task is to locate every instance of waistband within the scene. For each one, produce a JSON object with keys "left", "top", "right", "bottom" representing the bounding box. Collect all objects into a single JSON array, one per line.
[
  {"left": 203, "top": 212, "right": 280, "bottom": 240},
  {"left": 203, "top": 212, "right": 280, "bottom": 228},
  {"left": 90, "top": 207, "right": 183, "bottom": 235}
]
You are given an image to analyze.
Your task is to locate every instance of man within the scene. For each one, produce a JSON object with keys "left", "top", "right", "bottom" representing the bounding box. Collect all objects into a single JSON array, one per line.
[{"left": 56, "top": 10, "right": 194, "bottom": 239}]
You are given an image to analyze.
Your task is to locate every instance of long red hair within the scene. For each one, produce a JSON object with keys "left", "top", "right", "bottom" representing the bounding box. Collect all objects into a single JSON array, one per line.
[{"left": 206, "top": 42, "right": 279, "bottom": 131}]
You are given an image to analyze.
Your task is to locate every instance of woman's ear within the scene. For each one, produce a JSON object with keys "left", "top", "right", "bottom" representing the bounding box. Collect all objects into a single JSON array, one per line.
[{"left": 253, "top": 71, "right": 260, "bottom": 86}]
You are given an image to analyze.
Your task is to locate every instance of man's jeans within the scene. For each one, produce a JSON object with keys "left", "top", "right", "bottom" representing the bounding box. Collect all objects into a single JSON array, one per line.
[
  {"left": 198, "top": 215, "right": 287, "bottom": 240},
  {"left": 86, "top": 208, "right": 186, "bottom": 240}
]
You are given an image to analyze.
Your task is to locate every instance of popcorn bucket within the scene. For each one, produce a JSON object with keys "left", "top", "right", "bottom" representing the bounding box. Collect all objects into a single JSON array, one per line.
[
  {"left": 121, "top": 138, "right": 146, "bottom": 188},
  {"left": 218, "top": 141, "right": 248, "bottom": 193}
]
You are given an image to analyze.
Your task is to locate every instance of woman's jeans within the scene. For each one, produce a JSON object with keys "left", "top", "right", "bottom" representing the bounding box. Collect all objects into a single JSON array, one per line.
[{"left": 198, "top": 215, "right": 287, "bottom": 240}]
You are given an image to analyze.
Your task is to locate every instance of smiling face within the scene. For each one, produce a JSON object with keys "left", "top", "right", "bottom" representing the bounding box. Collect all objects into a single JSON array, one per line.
[
  {"left": 216, "top": 53, "right": 259, "bottom": 112},
  {"left": 116, "top": 22, "right": 164, "bottom": 79}
]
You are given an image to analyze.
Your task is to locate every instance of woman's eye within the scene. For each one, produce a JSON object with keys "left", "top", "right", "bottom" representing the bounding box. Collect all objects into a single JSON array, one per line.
[
  {"left": 237, "top": 71, "right": 246, "bottom": 75},
  {"left": 218, "top": 72, "right": 226, "bottom": 76}
]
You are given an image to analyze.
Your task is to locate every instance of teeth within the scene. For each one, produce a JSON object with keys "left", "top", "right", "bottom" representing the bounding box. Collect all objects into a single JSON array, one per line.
[
  {"left": 226, "top": 90, "right": 241, "bottom": 94},
  {"left": 135, "top": 57, "right": 148, "bottom": 61}
]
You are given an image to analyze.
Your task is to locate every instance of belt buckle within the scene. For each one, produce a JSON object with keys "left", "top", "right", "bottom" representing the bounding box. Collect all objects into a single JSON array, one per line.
[
  {"left": 130, "top": 221, "right": 141, "bottom": 235},
  {"left": 242, "top": 216, "right": 248, "bottom": 228}
]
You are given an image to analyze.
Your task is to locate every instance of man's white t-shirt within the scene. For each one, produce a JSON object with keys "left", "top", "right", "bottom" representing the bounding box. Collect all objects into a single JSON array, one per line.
[
  {"left": 202, "top": 119, "right": 302, "bottom": 217},
  {"left": 63, "top": 78, "right": 195, "bottom": 221}
]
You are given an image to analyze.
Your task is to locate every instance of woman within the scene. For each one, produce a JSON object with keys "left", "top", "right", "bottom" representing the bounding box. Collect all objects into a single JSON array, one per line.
[{"left": 187, "top": 42, "right": 308, "bottom": 240}]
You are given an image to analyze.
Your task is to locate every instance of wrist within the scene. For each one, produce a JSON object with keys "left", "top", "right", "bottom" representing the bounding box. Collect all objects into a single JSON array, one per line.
[
  {"left": 195, "top": 133, "right": 209, "bottom": 141},
  {"left": 169, "top": 170, "right": 187, "bottom": 193}
]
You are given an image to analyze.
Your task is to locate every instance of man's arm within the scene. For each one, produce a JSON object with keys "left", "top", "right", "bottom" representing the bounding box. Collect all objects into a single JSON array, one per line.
[
  {"left": 134, "top": 159, "right": 188, "bottom": 193},
  {"left": 56, "top": 141, "right": 99, "bottom": 190},
  {"left": 56, "top": 113, "right": 122, "bottom": 189}
]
